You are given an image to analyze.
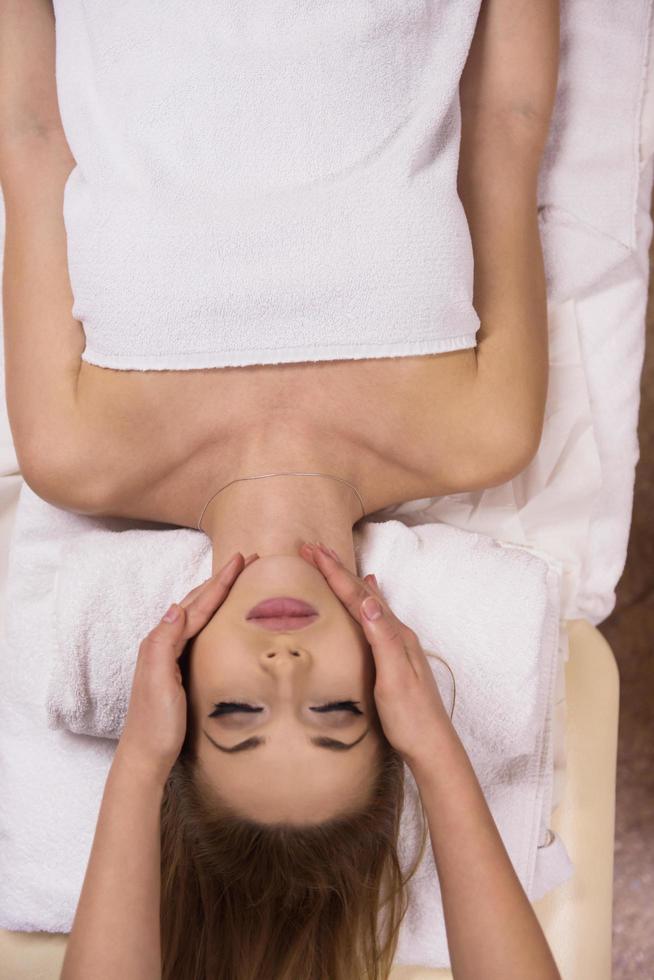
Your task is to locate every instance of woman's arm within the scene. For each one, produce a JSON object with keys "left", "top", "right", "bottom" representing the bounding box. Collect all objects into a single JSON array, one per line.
[
  {"left": 410, "top": 719, "right": 562, "bottom": 980},
  {"left": 0, "top": 0, "right": 63, "bottom": 141},
  {"left": 409, "top": 0, "right": 559, "bottom": 497},
  {"left": 0, "top": 0, "right": 88, "bottom": 502},
  {"left": 458, "top": 0, "right": 560, "bottom": 157},
  {"left": 453, "top": 0, "right": 560, "bottom": 486},
  {"left": 59, "top": 748, "right": 166, "bottom": 980}
]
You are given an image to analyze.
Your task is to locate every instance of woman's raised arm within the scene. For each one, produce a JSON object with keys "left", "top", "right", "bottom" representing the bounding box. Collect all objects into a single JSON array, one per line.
[
  {"left": 454, "top": 0, "right": 560, "bottom": 487},
  {"left": 458, "top": 0, "right": 560, "bottom": 157},
  {"left": 406, "top": 0, "right": 560, "bottom": 500},
  {"left": 0, "top": 1, "right": 91, "bottom": 503},
  {"left": 0, "top": 0, "right": 63, "bottom": 143}
]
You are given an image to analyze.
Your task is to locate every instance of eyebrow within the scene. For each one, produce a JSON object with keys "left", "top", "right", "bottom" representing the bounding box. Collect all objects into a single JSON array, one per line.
[{"left": 202, "top": 727, "right": 371, "bottom": 754}]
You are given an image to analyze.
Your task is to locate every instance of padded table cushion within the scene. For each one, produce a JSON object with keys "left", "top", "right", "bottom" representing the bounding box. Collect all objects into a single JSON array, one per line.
[{"left": 0, "top": 618, "right": 619, "bottom": 980}]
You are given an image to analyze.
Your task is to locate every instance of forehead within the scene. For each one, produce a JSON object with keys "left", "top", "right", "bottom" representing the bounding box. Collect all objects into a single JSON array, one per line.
[{"left": 198, "top": 732, "right": 379, "bottom": 817}]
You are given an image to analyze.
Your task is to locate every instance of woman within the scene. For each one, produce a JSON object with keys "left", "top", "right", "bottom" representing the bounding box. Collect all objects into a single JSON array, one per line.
[{"left": 0, "top": 0, "right": 560, "bottom": 978}]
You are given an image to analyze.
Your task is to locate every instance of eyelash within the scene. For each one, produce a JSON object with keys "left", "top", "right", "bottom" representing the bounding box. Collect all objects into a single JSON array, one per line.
[{"left": 210, "top": 700, "right": 364, "bottom": 717}]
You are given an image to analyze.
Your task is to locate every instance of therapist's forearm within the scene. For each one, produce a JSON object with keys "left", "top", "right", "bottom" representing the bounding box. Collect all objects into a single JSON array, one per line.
[
  {"left": 409, "top": 720, "right": 561, "bottom": 980},
  {"left": 60, "top": 748, "right": 166, "bottom": 980}
]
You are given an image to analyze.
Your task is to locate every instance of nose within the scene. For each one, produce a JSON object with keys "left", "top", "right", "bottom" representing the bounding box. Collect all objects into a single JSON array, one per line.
[
  {"left": 261, "top": 645, "right": 306, "bottom": 662},
  {"left": 259, "top": 646, "right": 310, "bottom": 704},
  {"left": 259, "top": 639, "right": 311, "bottom": 672},
  {"left": 259, "top": 646, "right": 309, "bottom": 694}
]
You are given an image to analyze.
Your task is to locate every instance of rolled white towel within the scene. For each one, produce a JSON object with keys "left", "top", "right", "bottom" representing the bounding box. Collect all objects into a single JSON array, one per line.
[{"left": 47, "top": 511, "right": 553, "bottom": 761}]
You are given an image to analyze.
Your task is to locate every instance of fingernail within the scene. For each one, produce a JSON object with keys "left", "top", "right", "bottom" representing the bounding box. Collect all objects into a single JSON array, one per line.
[
  {"left": 162, "top": 603, "right": 180, "bottom": 623},
  {"left": 362, "top": 596, "right": 382, "bottom": 621}
]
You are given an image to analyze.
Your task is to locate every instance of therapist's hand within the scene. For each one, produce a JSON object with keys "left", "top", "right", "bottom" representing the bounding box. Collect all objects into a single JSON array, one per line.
[
  {"left": 299, "top": 541, "right": 452, "bottom": 771},
  {"left": 117, "top": 551, "right": 260, "bottom": 784}
]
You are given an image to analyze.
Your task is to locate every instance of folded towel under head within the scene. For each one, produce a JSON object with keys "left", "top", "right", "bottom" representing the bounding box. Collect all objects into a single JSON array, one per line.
[{"left": 49, "top": 516, "right": 555, "bottom": 767}]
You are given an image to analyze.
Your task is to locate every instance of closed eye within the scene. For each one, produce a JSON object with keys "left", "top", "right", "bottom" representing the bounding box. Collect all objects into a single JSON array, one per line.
[{"left": 208, "top": 700, "right": 364, "bottom": 718}]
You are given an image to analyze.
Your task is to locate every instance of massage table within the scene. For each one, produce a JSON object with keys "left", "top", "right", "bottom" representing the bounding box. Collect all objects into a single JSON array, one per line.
[{"left": 1, "top": 1, "right": 652, "bottom": 975}]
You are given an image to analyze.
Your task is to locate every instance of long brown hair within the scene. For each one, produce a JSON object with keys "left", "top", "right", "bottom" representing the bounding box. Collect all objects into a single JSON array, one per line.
[{"left": 159, "top": 639, "right": 429, "bottom": 980}]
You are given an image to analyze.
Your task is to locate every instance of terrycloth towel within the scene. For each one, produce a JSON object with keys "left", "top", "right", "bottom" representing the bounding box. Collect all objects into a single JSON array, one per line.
[
  {"left": 0, "top": 483, "right": 572, "bottom": 967},
  {"left": 53, "top": 0, "right": 483, "bottom": 370},
  {"left": 49, "top": 514, "right": 555, "bottom": 761},
  {"left": 50, "top": 0, "right": 653, "bottom": 371}
]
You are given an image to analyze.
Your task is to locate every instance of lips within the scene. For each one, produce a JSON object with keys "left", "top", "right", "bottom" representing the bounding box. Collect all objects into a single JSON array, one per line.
[{"left": 246, "top": 597, "right": 318, "bottom": 631}]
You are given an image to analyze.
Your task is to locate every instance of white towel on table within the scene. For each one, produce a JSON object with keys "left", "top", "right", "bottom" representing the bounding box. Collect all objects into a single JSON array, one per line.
[
  {"left": 49, "top": 512, "right": 552, "bottom": 759},
  {"left": 1, "top": 483, "right": 572, "bottom": 967},
  {"left": 536, "top": 0, "right": 653, "bottom": 302}
]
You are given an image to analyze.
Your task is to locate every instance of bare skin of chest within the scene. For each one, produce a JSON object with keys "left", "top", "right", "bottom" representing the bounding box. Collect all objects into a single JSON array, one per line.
[{"left": 75, "top": 349, "right": 476, "bottom": 530}]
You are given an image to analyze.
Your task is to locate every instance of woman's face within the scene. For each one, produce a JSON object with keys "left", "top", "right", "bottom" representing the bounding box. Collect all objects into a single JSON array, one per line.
[{"left": 188, "top": 555, "right": 381, "bottom": 824}]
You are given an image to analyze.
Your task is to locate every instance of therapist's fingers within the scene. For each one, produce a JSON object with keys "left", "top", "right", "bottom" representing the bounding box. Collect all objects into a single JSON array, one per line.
[
  {"left": 177, "top": 552, "right": 259, "bottom": 610},
  {"left": 363, "top": 573, "right": 383, "bottom": 596},
  {"left": 300, "top": 542, "right": 426, "bottom": 686},
  {"left": 299, "top": 542, "right": 417, "bottom": 640},
  {"left": 298, "top": 542, "right": 373, "bottom": 619},
  {"left": 298, "top": 542, "right": 390, "bottom": 620},
  {"left": 145, "top": 552, "right": 260, "bottom": 654},
  {"left": 178, "top": 552, "right": 260, "bottom": 637}
]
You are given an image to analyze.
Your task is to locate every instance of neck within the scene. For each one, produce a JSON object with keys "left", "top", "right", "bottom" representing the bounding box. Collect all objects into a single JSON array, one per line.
[{"left": 201, "top": 472, "right": 364, "bottom": 575}]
